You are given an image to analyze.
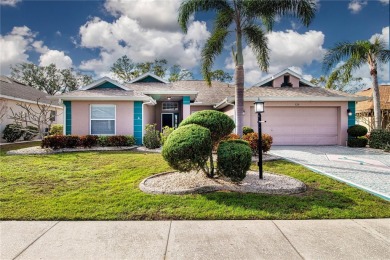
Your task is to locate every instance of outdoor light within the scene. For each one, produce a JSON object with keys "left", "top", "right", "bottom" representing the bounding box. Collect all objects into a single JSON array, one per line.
[
  {"left": 254, "top": 98, "right": 265, "bottom": 179},
  {"left": 347, "top": 109, "right": 352, "bottom": 116},
  {"left": 167, "top": 96, "right": 171, "bottom": 101}
]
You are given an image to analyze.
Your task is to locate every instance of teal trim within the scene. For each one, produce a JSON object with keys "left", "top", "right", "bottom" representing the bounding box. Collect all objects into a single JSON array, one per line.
[
  {"left": 63, "top": 101, "right": 72, "bottom": 135},
  {"left": 91, "top": 82, "right": 122, "bottom": 90},
  {"left": 348, "top": 101, "right": 356, "bottom": 127},
  {"left": 133, "top": 101, "right": 143, "bottom": 145},
  {"left": 136, "top": 75, "right": 164, "bottom": 83},
  {"left": 183, "top": 96, "right": 190, "bottom": 105}
]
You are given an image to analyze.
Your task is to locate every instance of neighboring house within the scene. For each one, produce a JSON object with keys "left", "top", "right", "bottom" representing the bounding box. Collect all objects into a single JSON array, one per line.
[
  {"left": 356, "top": 85, "right": 390, "bottom": 131},
  {"left": 52, "top": 69, "right": 367, "bottom": 146},
  {"left": 0, "top": 76, "right": 63, "bottom": 142}
]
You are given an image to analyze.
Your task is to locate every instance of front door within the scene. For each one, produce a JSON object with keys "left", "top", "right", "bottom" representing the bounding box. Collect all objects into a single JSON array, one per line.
[{"left": 161, "top": 113, "right": 179, "bottom": 130}]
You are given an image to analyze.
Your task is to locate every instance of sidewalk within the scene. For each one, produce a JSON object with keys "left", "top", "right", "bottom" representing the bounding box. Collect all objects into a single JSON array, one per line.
[{"left": 1, "top": 219, "right": 389, "bottom": 260}]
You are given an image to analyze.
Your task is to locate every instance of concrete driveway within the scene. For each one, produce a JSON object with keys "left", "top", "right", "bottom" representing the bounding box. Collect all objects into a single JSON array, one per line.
[{"left": 270, "top": 146, "right": 390, "bottom": 201}]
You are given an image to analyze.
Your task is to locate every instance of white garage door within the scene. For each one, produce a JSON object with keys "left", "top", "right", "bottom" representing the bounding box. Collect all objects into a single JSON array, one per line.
[{"left": 250, "top": 107, "right": 338, "bottom": 145}]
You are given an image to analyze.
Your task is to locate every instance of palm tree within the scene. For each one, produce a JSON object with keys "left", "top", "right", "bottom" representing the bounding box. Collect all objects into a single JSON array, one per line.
[
  {"left": 323, "top": 37, "right": 390, "bottom": 129},
  {"left": 178, "top": 0, "right": 316, "bottom": 136}
]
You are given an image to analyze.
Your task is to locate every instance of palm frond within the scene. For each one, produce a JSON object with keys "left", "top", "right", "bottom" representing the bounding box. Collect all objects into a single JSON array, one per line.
[
  {"left": 323, "top": 41, "right": 368, "bottom": 72},
  {"left": 201, "top": 28, "right": 229, "bottom": 85},
  {"left": 214, "top": 8, "right": 234, "bottom": 31},
  {"left": 243, "top": 24, "right": 269, "bottom": 72},
  {"left": 178, "top": 0, "right": 231, "bottom": 33},
  {"left": 325, "top": 57, "right": 362, "bottom": 89}
]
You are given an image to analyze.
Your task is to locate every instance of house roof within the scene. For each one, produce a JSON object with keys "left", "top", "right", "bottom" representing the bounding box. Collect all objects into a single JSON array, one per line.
[
  {"left": 128, "top": 72, "right": 169, "bottom": 84},
  {"left": 356, "top": 85, "right": 390, "bottom": 112},
  {"left": 80, "top": 77, "right": 130, "bottom": 90},
  {"left": 127, "top": 80, "right": 235, "bottom": 105},
  {"left": 0, "top": 76, "right": 60, "bottom": 106},
  {"left": 51, "top": 88, "right": 152, "bottom": 101},
  {"left": 254, "top": 68, "right": 316, "bottom": 87}
]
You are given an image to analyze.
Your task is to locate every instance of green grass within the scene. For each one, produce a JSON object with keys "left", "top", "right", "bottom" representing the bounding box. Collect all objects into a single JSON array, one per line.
[{"left": 1, "top": 143, "right": 389, "bottom": 220}]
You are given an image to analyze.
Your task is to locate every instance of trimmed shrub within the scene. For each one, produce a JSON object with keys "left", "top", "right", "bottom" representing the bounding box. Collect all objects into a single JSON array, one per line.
[
  {"left": 108, "top": 135, "right": 128, "bottom": 147},
  {"left": 347, "top": 125, "right": 368, "bottom": 138},
  {"left": 179, "top": 110, "right": 235, "bottom": 145},
  {"left": 214, "top": 133, "right": 240, "bottom": 151},
  {"left": 98, "top": 136, "right": 110, "bottom": 147},
  {"left": 64, "top": 135, "right": 80, "bottom": 148},
  {"left": 162, "top": 124, "right": 212, "bottom": 174},
  {"left": 242, "top": 132, "right": 273, "bottom": 155},
  {"left": 2, "top": 124, "right": 23, "bottom": 142},
  {"left": 41, "top": 135, "right": 66, "bottom": 149},
  {"left": 217, "top": 140, "right": 252, "bottom": 182},
  {"left": 369, "top": 129, "right": 390, "bottom": 149},
  {"left": 347, "top": 137, "right": 368, "bottom": 148},
  {"left": 125, "top": 135, "right": 136, "bottom": 146},
  {"left": 143, "top": 124, "right": 161, "bottom": 149},
  {"left": 243, "top": 126, "right": 254, "bottom": 135},
  {"left": 79, "top": 135, "right": 99, "bottom": 148},
  {"left": 49, "top": 124, "right": 63, "bottom": 135},
  {"left": 160, "top": 126, "right": 174, "bottom": 146},
  {"left": 22, "top": 126, "right": 39, "bottom": 141}
]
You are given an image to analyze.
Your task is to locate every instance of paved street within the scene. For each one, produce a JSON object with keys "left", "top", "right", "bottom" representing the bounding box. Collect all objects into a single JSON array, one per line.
[
  {"left": 270, "top": 146, "right": 390, "bottom": 200},
  {"left": 1, "top": 220, "right": 389, "bottom": 260}
]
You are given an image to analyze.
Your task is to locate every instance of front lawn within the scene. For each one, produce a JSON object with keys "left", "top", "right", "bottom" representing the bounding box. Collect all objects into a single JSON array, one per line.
[{"left": 1, "top": 144, "right": 389, "bottom": 220}]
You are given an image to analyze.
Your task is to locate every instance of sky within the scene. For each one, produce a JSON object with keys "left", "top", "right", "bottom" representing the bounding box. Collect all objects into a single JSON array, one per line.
[{"left": 1, "top": 0, "right": 389, "bottom": 88}]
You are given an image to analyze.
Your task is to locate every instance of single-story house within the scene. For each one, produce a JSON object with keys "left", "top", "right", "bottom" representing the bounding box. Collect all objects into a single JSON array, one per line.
[
  {"left": 52, "top": 69, "right": 367, "bottom": 146},
  {"left": 356, "top": 85, "right": 390, "bottom": 131},
  {"left": 0, "top": 76, "right": 63, "bottom": 142}
]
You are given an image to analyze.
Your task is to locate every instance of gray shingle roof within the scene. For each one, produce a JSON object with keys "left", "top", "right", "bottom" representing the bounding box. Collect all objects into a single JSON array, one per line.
[
  {"left": 58, "top": 89, "right": 143, "bottom": 97},
  {"left": 0, "top": 76, "right": 56, "bottom": 105}
]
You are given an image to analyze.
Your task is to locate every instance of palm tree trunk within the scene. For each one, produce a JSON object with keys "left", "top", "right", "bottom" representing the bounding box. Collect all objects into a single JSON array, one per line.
[
  {"left": 371, "top": 65, "right": 382, "bottom": 129},
  {"left": 235, "top": 29, "right": 244, "bottom": 137}
]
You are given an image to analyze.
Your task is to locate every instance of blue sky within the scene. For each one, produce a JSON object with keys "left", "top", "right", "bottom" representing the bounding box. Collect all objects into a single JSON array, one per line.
[{"left": 1, "top": 0, "right": 389, "bottom": 87}]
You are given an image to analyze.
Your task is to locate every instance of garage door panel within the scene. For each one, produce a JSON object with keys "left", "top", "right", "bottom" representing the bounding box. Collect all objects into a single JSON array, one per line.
[{"left": 250, "top": 106, "right": 338, "bottom": 145}]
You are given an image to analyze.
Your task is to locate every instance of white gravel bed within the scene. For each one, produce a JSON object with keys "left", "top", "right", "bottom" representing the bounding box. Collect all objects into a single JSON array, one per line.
[
  {"left": 6, "top": 146, "right": 138, "bottom": 155},
  {"left": 140, "top": 170, "right": 306, "bottom": 195}
]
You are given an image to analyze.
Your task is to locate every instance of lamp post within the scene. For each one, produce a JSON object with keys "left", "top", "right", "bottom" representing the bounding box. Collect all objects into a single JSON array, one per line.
[{"left": 254, "top": 98, "right": 265, "bottom": 179}]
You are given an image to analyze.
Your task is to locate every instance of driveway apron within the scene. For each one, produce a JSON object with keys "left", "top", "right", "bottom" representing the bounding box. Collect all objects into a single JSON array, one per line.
[{"left": 270, "top": 146, "right": 390, "bottom": 201}]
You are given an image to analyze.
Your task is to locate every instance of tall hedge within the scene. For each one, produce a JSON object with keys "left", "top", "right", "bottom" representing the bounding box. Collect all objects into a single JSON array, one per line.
[{"left": 162, "top": 124, "right": 212, "bottom": 175}]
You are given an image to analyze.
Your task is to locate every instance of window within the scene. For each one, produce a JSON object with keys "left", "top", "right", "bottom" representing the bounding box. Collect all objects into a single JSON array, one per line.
[
  {"left": 49, "top": 110, "right": 56, "bottom": 122},
  {"left": 162, "top": 102, "right": 178, "bottom": 111},
  {"left": 90, "top": 105, "right": 116, "bottom": 135}
]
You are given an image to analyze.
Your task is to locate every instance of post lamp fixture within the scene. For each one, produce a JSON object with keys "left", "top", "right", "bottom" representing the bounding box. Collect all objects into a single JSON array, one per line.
[
  {"left": 347, "top": 109, "right": 352, "bottom": 116},
  {"left": 254, "top": 98, "right": 265, "bottom": 179}
]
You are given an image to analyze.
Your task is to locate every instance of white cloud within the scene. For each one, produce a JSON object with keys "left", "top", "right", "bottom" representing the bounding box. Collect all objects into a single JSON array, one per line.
[
  {"left": 348, "top": 0, "right": 367, "bottom": 14},
  {"left": 0, "top": 0, "right": 21, "bottom": 6},
  {"left": 78, "top": 15, "right": 210, "bottom": 77},
  {"left": 39, "top": 50, "right": 73, "bottom": 69},
  {"left": 226, "top": 30, "right": 325, "bottom": 85},
  {"left": 369, "top": 26, "right": 389, "bottom": 46},
  {"left": 0, "top": 26, "right": 35, "bottom": 75},
  {"left": 379, "top": 0, "right": 389, "bottom": 5},
  {"left": 104, "top": 0, "right": 182, "bottom": 31}
]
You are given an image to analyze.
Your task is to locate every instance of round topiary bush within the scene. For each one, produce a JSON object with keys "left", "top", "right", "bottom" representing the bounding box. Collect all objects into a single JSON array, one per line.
[
  {"left": 162, "top": 124, "right": 212, "bottom": 174},
  {"left": 179, "top": 110, "right": 235, "bottom": 145},
  {"left": 347, "top": 137, "right": 368, "bottom": 147},
  {"left": 347, "top": 125, "right": 368, "bottom": 137},
  {"left": 243, "top": 126, "right": 254, "bottom": 135},
  {"left": 217, "top": 139, "right": 252, "bottom": 182},
  {"left": 2, "top": 124, "right": 23, "bottom": 142}
]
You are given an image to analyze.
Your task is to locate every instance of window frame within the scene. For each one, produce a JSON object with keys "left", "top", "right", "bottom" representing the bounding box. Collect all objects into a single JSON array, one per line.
[
  {"left": 162, "top": 101, "right": 179, "bottom": 111},
  {"left": 90, "top": 104, "right": 116, "bottom": 135}
]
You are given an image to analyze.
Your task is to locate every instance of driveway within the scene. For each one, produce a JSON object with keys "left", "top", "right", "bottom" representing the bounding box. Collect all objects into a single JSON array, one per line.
[{"left": 270, "top": 146, "right": 390, "bottom": 201}]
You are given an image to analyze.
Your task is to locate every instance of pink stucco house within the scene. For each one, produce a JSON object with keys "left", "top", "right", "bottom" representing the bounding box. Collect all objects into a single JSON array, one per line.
[{"left": 52, "top": 69, "right": 367, "bottom": 146}]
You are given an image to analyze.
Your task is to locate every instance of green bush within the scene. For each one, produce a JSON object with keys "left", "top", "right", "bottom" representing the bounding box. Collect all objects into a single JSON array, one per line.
[
  {"left": 22, "top": 126, "right": 39, "bottom": 141},
  {"left": 162, "top": 124, "right": 212, "bottom": 174},
  {"left": 347, "top": 137, "right": 368, "bottom": 148},
  {"left": 107, "top": 135, "right": 128, "bottom": 147},
  {"left": 49, "top": 124, "right": 63, "bottom": 135},
  {"left": 79, "top": 135, "right": 99, "bottom": 148},
  {"left": 143, "top": 124, "right": 161, "bottom": 149},
  {"left": 214, "top": 133, "right": 240, "bottom": 151},
  {"left": 160, "top": 126, "right": 174, "bottom": 146},
  {"left": 242, "top": 132, "right": 273, "bottom": 155},
  {"left": 347, "top": 125, "right": 368, "bottom": 137},
  {"left": 64, "top": 135, "right": 80, "bottom": 148},
  {"left": 125, "top": 135, "right": 136, "bottom": 146},
  {"left": 41, "top": 135, "right": 66, "bottom": 149},
  {"left": 243, "top": 126, "right": 254, "bottom": 135},
  {"left": 2, "top": 124, "right": 23, "bottom": 142},
  {"left": 369, "top": 129, "right": 390, "bottom": 149},
  {"left": 179, "top": 110, "right": 235, "bottom": 145},
  {"left": 98, "top": 136, "right": 110, "bottom": 147},
  {"left": 217, "top": 140, "right": 252, "bottom": 182}
]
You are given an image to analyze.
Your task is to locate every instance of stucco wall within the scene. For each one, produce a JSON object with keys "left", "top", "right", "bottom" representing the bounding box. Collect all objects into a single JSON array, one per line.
[
  {"left": 71, "top": 101, "right": 134, "bottom": 135},
  {"left": 143, "top": 104, "right": 155, "bottom": 127},
  {"left": 272, "top": 74, "right": 300, "bottom": 88},
  {"left": 245, "top": 101, "right": 349, "bottom": 145},
  {"left": 0, "top": 98, "right": 63, "bottom": 142}
]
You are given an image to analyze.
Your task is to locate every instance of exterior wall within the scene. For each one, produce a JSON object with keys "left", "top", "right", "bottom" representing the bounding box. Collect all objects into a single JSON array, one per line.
[
  {"left": 245, "top": 101, "right": 349, "bottom": 145},
  {"left": 70, "top": 101, "right": 134, "bottom": 136},
  {"left": 272, "top": 74, "right": 300, "bottom": 88},
  {"left": 190, "top": 105, "right": 214, "bottom": 114},
  {"left": 182, "top": 96, "right": 191, "bottom": 120},
  {"left": 0, "top": 98, "right": 63, "bottom": 142},
  {"left": 143, "top": 104, "right": 155, "bottom": 126}
]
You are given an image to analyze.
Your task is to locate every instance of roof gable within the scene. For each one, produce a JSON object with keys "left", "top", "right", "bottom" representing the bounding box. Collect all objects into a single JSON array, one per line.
[
  {"left": 81, "top": 77, "right": 130, "bottom": 91},
  {"left": 254, "top": 68, "right": 316, "bottom": 88},
  {"left": 129, "top": 72, "right": 169, "bottom": 84}
]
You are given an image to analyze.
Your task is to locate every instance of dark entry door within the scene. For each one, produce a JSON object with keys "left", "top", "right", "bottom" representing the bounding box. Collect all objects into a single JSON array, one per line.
[{"left": 162, "top": 113, "right": 174, "bottom": 129}]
